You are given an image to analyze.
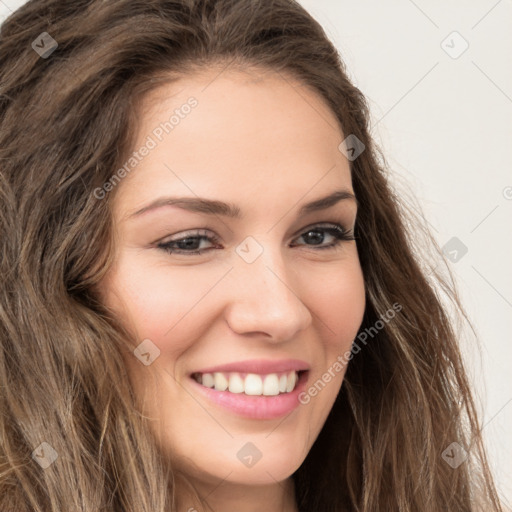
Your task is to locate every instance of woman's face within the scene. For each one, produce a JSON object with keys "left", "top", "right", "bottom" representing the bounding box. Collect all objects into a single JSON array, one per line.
[{"left": 99, "top": 67, "right": 365, "bottom": 492}]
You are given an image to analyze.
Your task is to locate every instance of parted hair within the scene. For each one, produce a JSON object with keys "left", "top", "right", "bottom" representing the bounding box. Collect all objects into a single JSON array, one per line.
[{"left": 0, "top": 0, "right": 503, "bottom": 510}]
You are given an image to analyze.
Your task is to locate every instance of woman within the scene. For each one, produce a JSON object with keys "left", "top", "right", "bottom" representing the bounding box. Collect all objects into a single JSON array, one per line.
[{"left": 0, "top": 0, "right": 503, "bottom": 511}]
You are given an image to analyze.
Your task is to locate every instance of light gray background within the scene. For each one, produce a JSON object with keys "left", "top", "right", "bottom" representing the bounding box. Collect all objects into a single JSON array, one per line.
[{"left": 2, "top": 0, "right": 511, "bottom": 507}]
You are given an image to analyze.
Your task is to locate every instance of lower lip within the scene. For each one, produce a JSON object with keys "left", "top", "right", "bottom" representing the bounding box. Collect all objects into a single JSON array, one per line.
[{"left": 189, "top": 371, "right": 309, "bottom": 420}]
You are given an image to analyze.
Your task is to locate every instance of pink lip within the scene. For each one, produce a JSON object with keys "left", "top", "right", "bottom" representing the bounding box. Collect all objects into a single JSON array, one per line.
[
  {"left": 189, "top": 369, "right": 309, "bottom": 420},
  {"left": 191, "top": 358, "right": 310, "bottom": 375}
]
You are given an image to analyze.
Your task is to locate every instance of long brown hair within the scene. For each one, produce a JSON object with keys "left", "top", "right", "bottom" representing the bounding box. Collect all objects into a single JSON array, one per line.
[{"left": 0, "top": 0, "right": 503, "bottom": 510}]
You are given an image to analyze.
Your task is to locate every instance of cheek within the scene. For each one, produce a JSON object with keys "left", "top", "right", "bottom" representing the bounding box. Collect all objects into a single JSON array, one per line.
[
  {"left": 305, "top": 257, "right": 366, "bottom": 352},
  {"left": 297, "top": 259, "right": 365, "bottom": 409},
  {"left": 103, "top": 253, "right": 226, "bottom": 350}
]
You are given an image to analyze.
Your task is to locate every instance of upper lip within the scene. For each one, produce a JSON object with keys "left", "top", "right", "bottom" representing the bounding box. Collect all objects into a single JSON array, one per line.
[{"left": 191, "top": 359, "right": 310, "bottom": 375}]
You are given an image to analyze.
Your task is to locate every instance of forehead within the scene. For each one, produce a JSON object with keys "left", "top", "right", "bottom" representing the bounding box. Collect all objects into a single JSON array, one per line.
[{"left": 114, "top": 67, "right": 352, "bottom": 216}]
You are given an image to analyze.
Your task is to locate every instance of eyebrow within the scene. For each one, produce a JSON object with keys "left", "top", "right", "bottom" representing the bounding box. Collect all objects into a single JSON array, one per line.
[{"left": 128, "top": 189, "right": 357, "bottom": 219}]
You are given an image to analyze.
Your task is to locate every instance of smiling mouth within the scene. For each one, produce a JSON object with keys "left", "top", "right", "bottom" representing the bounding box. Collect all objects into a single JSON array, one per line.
[{"left": 191, "top": 370, "right": 306, "bottom": 396}]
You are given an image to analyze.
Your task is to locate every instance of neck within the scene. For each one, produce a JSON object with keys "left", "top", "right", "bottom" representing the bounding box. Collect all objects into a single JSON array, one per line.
[{"left": 174, "top": 474, "right": 298, "bottom": 512}]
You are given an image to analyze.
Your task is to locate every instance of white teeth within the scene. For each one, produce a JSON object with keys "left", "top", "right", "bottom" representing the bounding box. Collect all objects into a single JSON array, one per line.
[
  {"left": 213, "top": 372, "right": 228, "bottom": 391},
  {"left": 262, "top": 374, "right": 280, "bottom": 396},
  {"left": 228, "top": 373, "right": 244, "bottom": 393},
  {"left": 202, "top": 373, "right": 214, "bottom": 388},
  {"left": 244, "top": 373, "right": 263, "bottom": 395},
  {"left": 278, "top": 374, "right": 287, "bottom": 393},
  {"left": 195, "top": 371, "right": 301, "bottom": 395},
  {"left": 285, "top": 371, "right": 296, "bottom": 393}
]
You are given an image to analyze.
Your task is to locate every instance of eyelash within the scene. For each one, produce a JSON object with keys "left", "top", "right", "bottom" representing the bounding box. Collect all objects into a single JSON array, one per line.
[{"left": 156, "top": 223, "right": 356, "bottom": 256}]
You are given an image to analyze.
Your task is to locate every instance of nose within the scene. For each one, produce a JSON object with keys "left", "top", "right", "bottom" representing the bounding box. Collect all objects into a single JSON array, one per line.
[{"left": 223, "top": 245, "right": 312, "bottom": 342}]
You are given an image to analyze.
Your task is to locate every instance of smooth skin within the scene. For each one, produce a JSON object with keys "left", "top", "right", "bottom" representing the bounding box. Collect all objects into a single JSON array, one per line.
[{"left": 98, "top": 66, "right": 366, "bottom": 512}]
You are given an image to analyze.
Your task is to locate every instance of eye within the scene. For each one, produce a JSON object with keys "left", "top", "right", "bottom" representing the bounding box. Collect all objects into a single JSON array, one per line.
[
  {"left": 157, "top": 229, "right": 220, "bottom": 255},
  {"left": 156, "top": 223, "right": 355, "bottom": 256},
  {"left": 291, "top": 223, "right": 355, "bottom": 250}
]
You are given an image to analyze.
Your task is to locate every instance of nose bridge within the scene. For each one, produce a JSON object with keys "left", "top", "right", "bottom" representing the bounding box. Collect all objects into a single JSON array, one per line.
[{"left": 225, "top": 236, "right": 312, "bottom": 339}]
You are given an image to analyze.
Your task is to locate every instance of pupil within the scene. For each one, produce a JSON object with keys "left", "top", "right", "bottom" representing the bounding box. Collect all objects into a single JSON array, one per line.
[
  {"left": 179, "top": 237, "right": 200, "bottom": 250},
  {"left": 305, "top": 230, "right": 323, "bottom": 245}
]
